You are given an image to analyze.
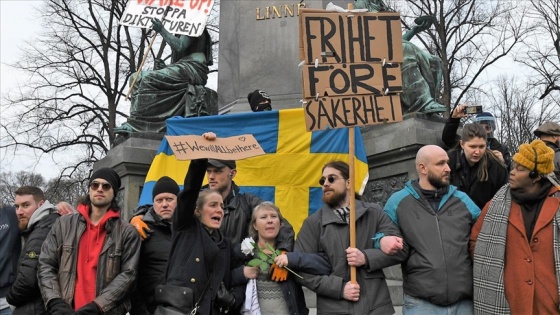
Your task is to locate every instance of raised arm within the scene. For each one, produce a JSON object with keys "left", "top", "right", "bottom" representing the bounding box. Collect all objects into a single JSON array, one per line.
[
  {"left": 174, "top": 158, "right": 207, "bottom": 231},
  {"left": 152, "top": 18, "right": 193, "bottom": 54}
]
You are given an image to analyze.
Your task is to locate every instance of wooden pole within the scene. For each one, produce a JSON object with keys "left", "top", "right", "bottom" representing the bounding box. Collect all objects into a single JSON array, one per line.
[
  {"left": 126, "top": 34, "right": 158, "bottom": 101},
  {"left": 346, "top": 1, "right": 357, "bottom": 285}
]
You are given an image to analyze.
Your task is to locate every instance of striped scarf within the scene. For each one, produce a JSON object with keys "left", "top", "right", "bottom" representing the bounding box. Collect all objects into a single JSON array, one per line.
[
  {"left": 241, "top": 279, "right": 261, "bottom": 315},
  {"left": 473, "top": 184, "right": 560, "bottom": 314}
]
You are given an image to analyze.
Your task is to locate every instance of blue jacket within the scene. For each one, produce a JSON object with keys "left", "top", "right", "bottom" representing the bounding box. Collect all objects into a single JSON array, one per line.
[
  {"left": 0, "top": 207, "right": 20, "bottom": 299},
  {"left": 384, "top": 181, "right": 480, "bottom": 306}
]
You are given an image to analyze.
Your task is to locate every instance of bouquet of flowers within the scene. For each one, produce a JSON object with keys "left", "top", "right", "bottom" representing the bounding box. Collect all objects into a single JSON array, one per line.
[{"left": 241, "top": 237, "right": 302, "bottom": 279}]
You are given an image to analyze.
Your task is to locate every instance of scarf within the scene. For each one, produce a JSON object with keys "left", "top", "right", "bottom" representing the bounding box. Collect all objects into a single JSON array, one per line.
[
  {"left": 240, "top": 279, "right": 261, "bottom": 315},
  {"left": 473, "top": 184, "right": 560, "bottom": 314}
]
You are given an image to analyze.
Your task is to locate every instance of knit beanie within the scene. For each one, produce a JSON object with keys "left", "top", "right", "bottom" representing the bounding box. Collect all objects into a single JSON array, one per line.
[
  {"left": 90, "top": 168, "right": 121, "bottom": 191},
  {"left": 152, "top": 176, "right": 180, "bottom": 200},
  {"left": 513, "top": 139, "right": 555, "bottom": 175},
  {"left": 247, "top": 90, "right": 271, "bottom": 112}
]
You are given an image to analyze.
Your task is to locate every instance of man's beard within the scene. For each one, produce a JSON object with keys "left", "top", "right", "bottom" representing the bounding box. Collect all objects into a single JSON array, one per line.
[
  {"left": 428, "top": 171, "right": 449, "bottom": 189},
  {"left": 323, "top": 189, "right": 347, "bottom": 208},
  {"left": 92, "top": 199, "right": 111, "bottom": 209}
]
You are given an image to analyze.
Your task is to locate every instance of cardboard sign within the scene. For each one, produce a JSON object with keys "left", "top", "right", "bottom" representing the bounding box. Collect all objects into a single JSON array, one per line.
[
  {"left": 299, "top": 9, "right": 404, "bottom": 131},
  {"left": 120, "top": 0, "right": 214, "bottom": 37},
  {"left": 302, "top": 63, "right": 402, "bottom": 98},
  {"left": 304, "top": 94, "right": 402, "bottom": 131},
  {"left": 165, "top": 134, "right": 265, "bottom": 160}
]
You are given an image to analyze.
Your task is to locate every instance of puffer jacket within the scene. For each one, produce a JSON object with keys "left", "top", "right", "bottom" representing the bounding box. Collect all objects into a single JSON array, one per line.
[
  {"left": 38, "top": 210, "right": 140, "bottom": 315},
  {"left": 0, "top": 206, "right": 20, "bottom": 300},
  {"left": 384, "top": 180, "right": 480, "bottom": 306},
  {"left": 6, "top": 201, "right": 59, "bottom": 315}
]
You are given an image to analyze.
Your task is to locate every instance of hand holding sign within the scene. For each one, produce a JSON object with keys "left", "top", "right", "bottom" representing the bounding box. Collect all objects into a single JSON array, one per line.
[
  {"left": 151, "top": 18, "right": 164, "bottom": 32},
  {"left": 165, "top": 134, "right": 265, "bottom": 161}
]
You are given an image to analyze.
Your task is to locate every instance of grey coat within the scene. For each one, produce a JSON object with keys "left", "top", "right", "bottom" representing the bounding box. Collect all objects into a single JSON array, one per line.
[{"left": 294, "top": 200, "right": 406, "bottom": 315}]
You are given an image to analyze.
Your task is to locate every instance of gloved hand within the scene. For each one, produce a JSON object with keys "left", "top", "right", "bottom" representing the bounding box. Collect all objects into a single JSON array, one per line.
[
  {"left": 270, "top": 250, "right": 288, "bottom": 282},
  {"left": 75, "top": 302, "right": 101, "bottom": 315},
  {"left": 130, "top": 215, "right": 151, "bottom": 240},
  {"left": 215, "top": 282, "right": 236, "bottom": 312},
  {"left": 47, "top": 298, "right": 75, "bottom": 315}
]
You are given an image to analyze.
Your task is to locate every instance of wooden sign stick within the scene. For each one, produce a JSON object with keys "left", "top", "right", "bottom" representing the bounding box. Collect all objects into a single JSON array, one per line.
[
  {"left": 125, "top": 32, "right": 158, "bottom": 101},
  {"left": 349, "top": 127, "right": 357, "bottom": 284}
]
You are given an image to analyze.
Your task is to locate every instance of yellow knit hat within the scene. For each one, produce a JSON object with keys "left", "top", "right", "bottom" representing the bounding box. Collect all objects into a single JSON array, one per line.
[{"left": 513, "top": 139, "right": 555, "bottom": 175}]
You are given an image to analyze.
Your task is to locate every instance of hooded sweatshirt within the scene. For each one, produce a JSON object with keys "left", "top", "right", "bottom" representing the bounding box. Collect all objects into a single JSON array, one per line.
[{"left": 74, "top": 204, "right": 120, "bottom": 310}]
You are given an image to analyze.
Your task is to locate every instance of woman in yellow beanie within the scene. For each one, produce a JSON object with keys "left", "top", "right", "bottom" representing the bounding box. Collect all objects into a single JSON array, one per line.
[
  {"left": 470, "top": 140, "right": 560, "bottom": 314},
  {"left": 447, "top": 123, "right": 509, "bottom": 208}
]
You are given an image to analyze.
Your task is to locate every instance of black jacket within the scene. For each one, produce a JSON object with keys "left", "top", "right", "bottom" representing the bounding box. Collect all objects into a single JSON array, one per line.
[
  {"left": 166, "top": 159, "right": 245, "bottom": 315},
  {"left": 201, "top": 182, "right": 295, "bottom": 251},
  {"left": 7, "top": 203, "right": 59, "bottom": 315},
  {"left": 130, "top": 207, "right": 172, "bottom": 315},
  {"left": 0, "top": 207, "right": 20, "bottom": 299},
  {"left": 448, "top": 149, "right": 509, "bottom": 209},
  {"left": 442, "top": 117, "right": 512, "bottom": 169}
]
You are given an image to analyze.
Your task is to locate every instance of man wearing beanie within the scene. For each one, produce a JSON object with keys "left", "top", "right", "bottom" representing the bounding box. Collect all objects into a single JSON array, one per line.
[
  {"left": 470, "top": 140, "right": 560, "bottom": 314},
  {"left": 38, "top": 168, "right": 140, "bottom": 315},
  {"left": 247, "top": 89, "right": 272, "bottom": 112},
  {"left": 534, "top": 121, "right": 560, "bottom": 177},
  {"left": 130, "top": 176, "right": 179, "bottom": 315}
]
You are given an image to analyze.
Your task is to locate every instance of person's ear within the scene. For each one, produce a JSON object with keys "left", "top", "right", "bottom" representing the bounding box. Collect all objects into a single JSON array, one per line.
[{"left": 229, "top": 169, "right": 237, "bottom": 179}]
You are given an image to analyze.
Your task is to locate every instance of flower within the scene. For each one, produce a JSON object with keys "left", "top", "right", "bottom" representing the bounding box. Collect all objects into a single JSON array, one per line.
[{"left": 241, "top": 237, "right": 255, "bottom": 256}]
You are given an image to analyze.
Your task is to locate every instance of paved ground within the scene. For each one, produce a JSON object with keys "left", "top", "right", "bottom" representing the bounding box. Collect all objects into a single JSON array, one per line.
[{"left": 309, "top": 306, "right": 402, "bottom": 315}]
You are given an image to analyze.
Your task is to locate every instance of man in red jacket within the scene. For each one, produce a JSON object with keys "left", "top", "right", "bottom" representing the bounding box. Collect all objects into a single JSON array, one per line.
[{"left": 471, "top": 140, "right": 560, "bottom": 314}]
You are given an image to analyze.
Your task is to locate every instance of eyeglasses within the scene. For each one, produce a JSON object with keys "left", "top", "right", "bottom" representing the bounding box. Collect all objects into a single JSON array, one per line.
[
  {"left": 319, "top": 175, "right": 341, "bottom": 186},
  {"left": 90, "top": 182, "right": 112, "bottom": 191}
]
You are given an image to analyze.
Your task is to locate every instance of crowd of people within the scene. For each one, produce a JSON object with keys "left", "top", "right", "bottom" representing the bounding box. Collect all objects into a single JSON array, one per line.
[{"left": 1, "top": 116, "right": 559, "bottom": 315}]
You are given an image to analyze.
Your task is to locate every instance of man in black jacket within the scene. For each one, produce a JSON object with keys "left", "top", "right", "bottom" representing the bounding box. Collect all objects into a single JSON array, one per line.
[
  {"left": 130, "top": 176, "right": 179, "bottom": 315},
  {"left": 6, "top": 187, "right": 59, "bottom": 315},
  {"left": 534, "top": 121, "right": 560, "bottom": 178},
  {"left": 0, "top": 206, "right": 20, "bottom": 315}
]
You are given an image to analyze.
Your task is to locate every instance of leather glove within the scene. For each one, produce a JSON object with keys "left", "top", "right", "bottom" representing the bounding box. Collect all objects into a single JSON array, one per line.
[
  {"left": 76, "top": 302, "right": 101, "bottom": 315},
  {"left": 47, "top": 298, "right": 75, "bottom": 315},
  {"left": 270, "top": 250, "right": 288, "bottom": 282},
  {"left": 215, "top": 282, "right": 236, "bottom": 312},
  {"left": 130, "top": 215, "right": 151, "bottom": 240}
]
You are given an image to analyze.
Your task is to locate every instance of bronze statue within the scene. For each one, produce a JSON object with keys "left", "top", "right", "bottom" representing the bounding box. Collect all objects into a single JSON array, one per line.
[
  {"left": 115, "top": 18, "right": 218, "bottom": 134},
  {"left": 355, "top": 0, "right": 446, "bottom": 114}
]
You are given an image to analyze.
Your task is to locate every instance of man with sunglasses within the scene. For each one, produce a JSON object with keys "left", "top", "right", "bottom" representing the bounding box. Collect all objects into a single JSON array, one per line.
[
  {"left": 38, "top": 168, "right": 140, "bottom": 315},
  {"left": 6, "top": 186, "right": 60, "bottom": 315},
  {"left": 384, "top": 145, "right": 480, "bottom": 314},
  {"left": 294, "top": 160, "right": 407, "bottom": 315}
]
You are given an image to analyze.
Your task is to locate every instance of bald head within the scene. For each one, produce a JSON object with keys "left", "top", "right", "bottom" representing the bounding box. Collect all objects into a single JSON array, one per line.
[{"left": 416, "top": 145, "right": 451, "bottom": 190}]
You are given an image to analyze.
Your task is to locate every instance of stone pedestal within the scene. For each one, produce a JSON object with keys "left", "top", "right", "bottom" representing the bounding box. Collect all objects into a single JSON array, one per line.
[{"left": 94, "top": 133, "right": 163, "bottom": 220}]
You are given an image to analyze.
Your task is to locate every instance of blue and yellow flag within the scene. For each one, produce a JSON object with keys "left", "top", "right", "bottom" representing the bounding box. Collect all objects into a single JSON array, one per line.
[{"left": 140, "top": 108, "right": 369, "bottom": 233}]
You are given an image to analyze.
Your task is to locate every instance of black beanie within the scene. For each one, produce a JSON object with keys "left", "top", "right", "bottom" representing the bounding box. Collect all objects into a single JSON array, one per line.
[
  {"left": 152, "top": 176, "right": 180, "bottom": 200},
  {"left": 90, "top": 168, "right": 121, "bottom": 191},
  {"left": 247, "top": 90, "right": 271, "bottom": 112}
]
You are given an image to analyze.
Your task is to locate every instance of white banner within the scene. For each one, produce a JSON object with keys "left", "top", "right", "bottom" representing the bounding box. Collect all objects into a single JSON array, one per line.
[{"left": 120, "top": 0, "right": 214, "bottom": 37}]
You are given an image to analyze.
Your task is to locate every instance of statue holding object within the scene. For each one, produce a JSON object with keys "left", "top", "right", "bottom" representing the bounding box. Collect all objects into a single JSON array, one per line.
[
  {"left": 355, "top": 0, "right": 447, "bottom": 115},
  {"left": 115, "top": 18, "right": 218, "bottom": 135}
]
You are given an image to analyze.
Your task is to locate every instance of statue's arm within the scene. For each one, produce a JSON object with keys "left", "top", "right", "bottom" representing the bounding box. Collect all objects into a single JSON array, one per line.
[{"left": 152, "top": 18, "right": 193, "bottom": 53}]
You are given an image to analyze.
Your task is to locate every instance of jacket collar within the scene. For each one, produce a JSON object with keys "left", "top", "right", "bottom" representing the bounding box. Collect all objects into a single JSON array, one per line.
[{"left": 320, "top": 200, "right": 368, "bottom": 226}]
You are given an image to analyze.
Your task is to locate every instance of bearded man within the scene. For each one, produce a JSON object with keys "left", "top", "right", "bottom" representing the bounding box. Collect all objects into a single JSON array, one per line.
[
  {"left": 294, "top": 160, "right": 407, "bottom": 314},
  {"left": 383, "top": 145, "right": 481, "bottom": 314}
]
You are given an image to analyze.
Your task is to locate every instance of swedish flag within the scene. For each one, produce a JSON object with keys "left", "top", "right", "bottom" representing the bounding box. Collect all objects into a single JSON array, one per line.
[{"left": 140, "top": 108, "right": 369, "bottom": 233}]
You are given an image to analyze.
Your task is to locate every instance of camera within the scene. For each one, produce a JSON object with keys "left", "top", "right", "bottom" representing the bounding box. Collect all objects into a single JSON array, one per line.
[{"left": 464, "top": 105, "right": 483, "bottom": 114}]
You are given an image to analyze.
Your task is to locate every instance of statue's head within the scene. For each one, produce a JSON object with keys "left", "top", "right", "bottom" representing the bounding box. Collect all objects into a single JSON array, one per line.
[{"left": 354, "top": 0, "right": 390, "bottom": 12}]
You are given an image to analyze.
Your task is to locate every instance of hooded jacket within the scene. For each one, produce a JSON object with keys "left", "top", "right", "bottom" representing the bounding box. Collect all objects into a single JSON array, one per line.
[
  {"left": 6, "top": 201, "right": 59, "bottom": 315},
  {"left": 38, "top": 207, "right": 140, "bottom": 315},
  {"left": 384, "top": 181, "right": 480, "bottom": 306}
]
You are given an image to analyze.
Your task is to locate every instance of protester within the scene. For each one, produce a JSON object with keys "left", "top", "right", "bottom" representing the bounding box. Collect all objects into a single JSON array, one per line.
[
  {"left": 442, "top": 105, "right": 511, "bottom": 168},
  {"left": 471, "top": 139, "right": 560, "bottom": 314},
  {"left": 239, "top": 202, "right": 331, "bottom": 315},
  {"left": 158, "top": 132, "right": 246, "bottom": 314},
  {"left": 294, "top": 160, "right": 407, "bottom": 315},
  {"left": 130, "top": 176, "right": 179, "bottom": 315},
  {"left": 384, "top": 145, "right": 480, "bottom": 314},
  {"left": 0, "top": 206, "right": 21, "bottom": 315},
  {"left": 446, "top": 122, "right": 509, "bottom": 208},
  {"left": 247, "top": 90, "right": 272, "bottom": 112},
  {"left": 534, "top": 121, "right": 560, "bottom": 177},
  {"left": 6, "top": 187, "right": 60, "bottom": 315},
  {"left": 38, "top": 168, "right": 140, "bottom": 315}
]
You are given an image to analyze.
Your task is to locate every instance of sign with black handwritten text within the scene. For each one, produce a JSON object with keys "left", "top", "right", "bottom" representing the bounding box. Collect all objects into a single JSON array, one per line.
[
  {"left": 299, "top": 9, "right": 403, "bottom": 131},
  {"left": 120, "top": 0, "right": 214, "bottom": 37},
  {"left": 165, "top": 134, "right": 265, "bottom": 161}
]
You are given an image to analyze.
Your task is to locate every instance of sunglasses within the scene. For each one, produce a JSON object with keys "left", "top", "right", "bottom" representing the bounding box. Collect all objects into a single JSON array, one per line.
[
  {"left": 90, "top": 181, "right": 112, "bottom": 191},
  {"left": 319, "top": 175, "right": 340, "bottom": 186}
]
